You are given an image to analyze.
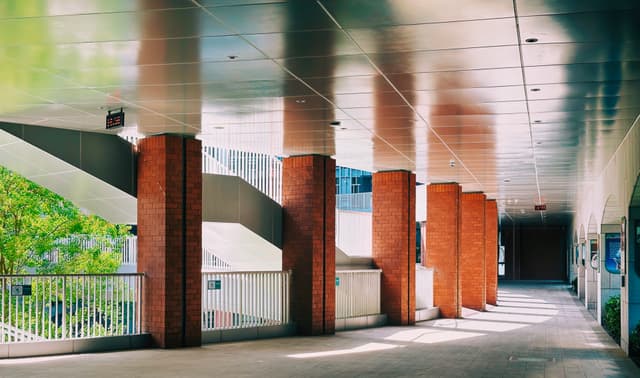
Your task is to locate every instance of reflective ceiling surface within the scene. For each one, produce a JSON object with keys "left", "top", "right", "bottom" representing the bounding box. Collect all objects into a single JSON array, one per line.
[{"left": 1, "top": 0, "right": 639, "bottom": 224}]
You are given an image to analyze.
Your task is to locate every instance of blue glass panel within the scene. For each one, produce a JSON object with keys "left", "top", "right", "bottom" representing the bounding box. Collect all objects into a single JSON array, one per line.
[{"left": 605, "top": 233, "right": 621, "bottom": 274}]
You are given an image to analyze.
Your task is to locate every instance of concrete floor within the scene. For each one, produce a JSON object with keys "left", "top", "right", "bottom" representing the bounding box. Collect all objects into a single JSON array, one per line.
[{"left": 1, "top": 282, "right": 638, "bottom": 377}]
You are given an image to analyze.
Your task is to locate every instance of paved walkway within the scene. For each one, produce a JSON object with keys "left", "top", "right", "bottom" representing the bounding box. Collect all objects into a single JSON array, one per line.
[{"left": 1, "top": 283, "right": 638, "bottom": 377}]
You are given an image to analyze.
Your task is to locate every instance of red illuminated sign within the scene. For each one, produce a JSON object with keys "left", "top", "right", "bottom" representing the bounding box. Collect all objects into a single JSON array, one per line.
[{"left": 106, "top": 109, "right": 125, "bottom": 129}]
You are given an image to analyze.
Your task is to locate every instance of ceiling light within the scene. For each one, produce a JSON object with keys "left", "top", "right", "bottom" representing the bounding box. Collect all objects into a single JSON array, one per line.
[
  {"left": 534, "top": 120, "right": 541, "bottom": 123},
  {"left": 449, "top": 159, "right": 455, "bottom": 168},
  {"left": 536, "top": 141, "right": 542, "bottom": 145},
  {"left": 530, "top": 88, "right": 540, "bottom": 92},
  {"left": 330, "top": 121, "right": 341, "bottom": 127},
  {"left": 525, "top": 38, "right": 538, "bottom": 43},
  {"left": 227, "top": 55, "right": 238, "bottom": 60},
  {"left": 214, "top": 126, "right": 225, "bottom": 130},
  {"left": 503, "top": 178, "right": 511, "bottom": 183},
  {"left": 295, "top": 99, "right": 306, "bottom": 104},
  {"left": 340, "top": 127, "right": 347, "bottom": 130}
]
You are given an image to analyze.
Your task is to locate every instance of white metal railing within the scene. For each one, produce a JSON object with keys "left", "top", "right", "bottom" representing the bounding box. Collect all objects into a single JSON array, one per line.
[
  {"left": 122, "top": 136, "right": 283, "bottom": 205},
  {"left": 336, "top": 192, "right": 372, "bottom": 212},
  {"left": 202, "top": 248, "right": 232, "bottom": 272},
  {"left": 335, "top": 270, "right": 382, "bottom": 319},
  {"left": 0, "top": 274, "right": 143, "bottom": 344},
  {"left": 48, "top": 236, "right": 137, "bottom": 266},
  {"left": 415, "top": 265, "right": 434, "bottom": 310},
  {"left": 201, "top": 271, "right": 290, "bottom": 331},
  {"left": 202, "top": 146, "right": 282, "bottom": 204}
]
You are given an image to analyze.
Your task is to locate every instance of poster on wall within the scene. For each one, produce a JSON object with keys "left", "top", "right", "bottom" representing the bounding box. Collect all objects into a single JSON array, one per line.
[
  {"left": 604, "top": 233, "right": 621, "bottom": 274},
  {"left": 621, "top": 216, "right": 626, "bottom": 275},
  {"left": 590, "top": 240, "right": 599, "bottom": 270}
]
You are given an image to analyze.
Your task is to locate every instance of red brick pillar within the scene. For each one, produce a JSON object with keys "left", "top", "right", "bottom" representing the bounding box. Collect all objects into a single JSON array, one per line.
[
  {"left": 282, "top": 155, "right": 335, "bottom": 335},
  {"left": 485, "top": 200, "right": 498, "bottom": 305},
  {"left": 137, "top": 135, "right": 202, "bottom": 348},
  {"left": 460, "top": 192, "right": 486, "bottom": 311},
  {"left": 372, "top": 171, "right": 416, "bottom": 325},
  {"left": 426, "top": 183, "right": 461, "bottom": 318}
]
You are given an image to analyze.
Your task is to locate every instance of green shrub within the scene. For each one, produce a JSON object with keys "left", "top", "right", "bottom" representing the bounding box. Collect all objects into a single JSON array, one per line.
[
  {"left": 603, "top": 295, "right": 621, "bottom": 344},
  {"left": 630, "top": 323, "right": 640, "bottom": 356}
]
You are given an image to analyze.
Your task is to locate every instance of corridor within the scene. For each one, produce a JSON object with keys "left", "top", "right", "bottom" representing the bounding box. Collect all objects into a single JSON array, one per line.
[{"left": 1, "top": 283, "right": 637, "bottom": 377}]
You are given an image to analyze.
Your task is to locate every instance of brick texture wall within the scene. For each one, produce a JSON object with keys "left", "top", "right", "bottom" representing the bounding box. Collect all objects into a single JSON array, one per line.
[
  {"left": 137, "top": 135, "right": 202, "bottom": 348},
  {"left": 282, "top": 155, "right": 335, "bottom": 335},
  {"left": 460, "top": 192, "right": 486, "bottom": 311},
  {"left": 372, "top": 171, "right": 416, "bottom": 325},
  {"left": 425, "top": 183, "right": 461, "bottom": 318},
  {"left": 485, "top": 200, "right": 498, "bottom": 305}
]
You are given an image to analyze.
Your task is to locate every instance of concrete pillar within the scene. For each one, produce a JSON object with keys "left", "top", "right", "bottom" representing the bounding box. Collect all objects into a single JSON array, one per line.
[
  {"left": 282, "top": 155, "right": 335, "bottom": 335},
  {"left": 485, "top": 199, "right": 498, "bottom": 306},
  {"left": 460, "top": 192, "right": 486, "bottom": 311},
  {"left": 425, "top": 183, "right": 461, "bottom": 318},
  {"left": 372, "top": 170, "right": 416, "bottom": 325},
  {"left": 137, "top": 135, "right": 202, "bottom": 348}
]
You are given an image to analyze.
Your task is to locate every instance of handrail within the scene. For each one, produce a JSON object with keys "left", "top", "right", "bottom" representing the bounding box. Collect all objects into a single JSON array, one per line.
[
  {"left": 202, "top": 270, "right": 291, "bottom": 331},
  {"left": 1, "top": 273, "right": 144, "bottom": 344},
  {"left": 121, "top": 136, "right": 283, "bottom": 205}
]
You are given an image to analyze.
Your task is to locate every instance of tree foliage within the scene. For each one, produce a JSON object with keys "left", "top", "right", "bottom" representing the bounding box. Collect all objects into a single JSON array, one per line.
[{"left": 0, "top": 166, "right": 129, "bottom": 274}]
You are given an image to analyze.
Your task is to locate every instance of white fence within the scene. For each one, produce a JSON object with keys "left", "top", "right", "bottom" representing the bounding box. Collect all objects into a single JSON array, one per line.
[
  {"left": 202, "top": 146, "right": 282, "bottom": 204},
  {"left": 201, "top": 271, "right": 291, "bottom": 331},
  {"left": 415, "top": 265, "right": 434, "bottom": 310},
  {"left": 1, "top": 274, "right": 143, "bottom": 344},
  {"left": 202, "top": 248, "right": 232, "bottom": 272},
  {"left": 49, "top": 236, "right": 137, "bottom": 266},
  {"left": 335, "top": 270, "right": 382, "bottom": 319},
  {"left": 336, "top": 192, "right": 372, "bottom": 211},
  {"left": 123, "top": 136, "right": 283, "bottom": 204}
]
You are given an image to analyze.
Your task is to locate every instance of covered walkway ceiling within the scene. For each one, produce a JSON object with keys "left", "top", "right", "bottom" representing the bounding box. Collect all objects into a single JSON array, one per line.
[{"left": 1, "top": 0, "right": 639, "bottom": 224}]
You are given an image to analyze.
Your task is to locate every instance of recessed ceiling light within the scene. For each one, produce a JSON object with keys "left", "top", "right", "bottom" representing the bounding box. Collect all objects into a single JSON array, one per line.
[
  {"left": 295, "top": 99, "right": 306, "bottom": 104},
  {"left": 525, "top": 38, "right": 538, "bottom": 43},
  {"left": 536, "top": 141, "right": 542, "bottom": 145},
  {"left": 530, "top": 88, "right": 541, "bottom": 92},
  {"left": 330, "top": 121, "right": 341, "bottom": 127},
  {"left": 214, "top": 126, "right": 225, "bottom": 130},
  {"left": 227, "top": 55, "right": 238, "bottom": 60},
  {"left": 340, "top": 127, "right": 347, "bottom": 130},
  {"left": 503, "top": 178, "right": 511, "bottom": 183},
  {"left": 533, "top": 120, "right": 542, "bottom": 123}
]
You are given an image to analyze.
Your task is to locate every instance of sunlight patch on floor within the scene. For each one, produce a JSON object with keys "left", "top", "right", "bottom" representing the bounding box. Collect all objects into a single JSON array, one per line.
[
  {"left": 466, "top": 311, "right": 552, "bottom": 324},
  {"left": 287, "top": 342, "right": 402, "bottom": 359},
  {"left": 431, "top": 318, "right": 529, "bottom": 333},
  {"left": 384, "top": 328, "right": 485, "bottom": 344}
]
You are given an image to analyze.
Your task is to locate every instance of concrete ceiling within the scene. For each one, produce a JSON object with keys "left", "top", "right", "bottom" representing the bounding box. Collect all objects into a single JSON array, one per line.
[{"left": 1, "top": 0, "right": 639, "bottom": 225}]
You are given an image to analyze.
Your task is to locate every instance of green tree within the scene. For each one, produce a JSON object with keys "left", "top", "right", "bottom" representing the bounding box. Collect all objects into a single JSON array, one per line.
[{"left": 0, "top": 165, "right": 129, "bottom": 274}]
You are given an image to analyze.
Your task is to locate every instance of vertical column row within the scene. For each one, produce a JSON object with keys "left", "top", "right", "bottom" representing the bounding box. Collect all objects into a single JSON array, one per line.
[
  {"left": 137, "top": 135, "right": 202, "bottom": 348},
  {"left": 425, "top": 183, "right": 462, "bottom": 318},
  {"left": 282, "top": 155, "right": 336, "bottom": 336},
  {"left": 425, "top": 183, "right": 499, "bottom": 318},
  {"left": 372, "top": 170, "right": 416, "bottom": 325},
  {"left": 460, "top": 192, "right": 486, "bottom": 311},
  {"left": 485, "top": 200, "right": 498, "bottom": 305}
]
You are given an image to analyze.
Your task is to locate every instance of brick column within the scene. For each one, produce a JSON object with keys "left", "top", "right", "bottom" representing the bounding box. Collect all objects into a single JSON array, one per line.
[
  {"left": 282, "top": 155, "right": 335, "bottom": 335},
  {"left": 460, "top": 192, "right": 486, "bottom": 311},
  {"left": 426, "top": 183, "right": 461, "bottom": 318},
  {"left": 372, "top": 171, "right": 416, "bottom": 325},
  {"left": 137, "top": 135, "right": 202, "bottom": 348},
  {"left": 485, "top": 199, "right": 498, "bottom": 305}
]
